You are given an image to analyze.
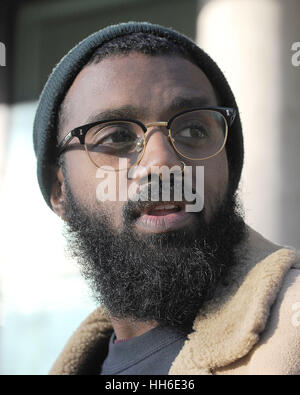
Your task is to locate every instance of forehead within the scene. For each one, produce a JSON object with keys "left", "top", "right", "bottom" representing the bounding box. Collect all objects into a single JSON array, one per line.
[{"left": 60, "top": 53, "right": 217, "bottom": 135}]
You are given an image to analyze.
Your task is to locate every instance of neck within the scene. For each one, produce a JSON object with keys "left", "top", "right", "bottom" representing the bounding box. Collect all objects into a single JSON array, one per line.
[{"left": 111, "top": 317, "right": 158, "bottom": 341}]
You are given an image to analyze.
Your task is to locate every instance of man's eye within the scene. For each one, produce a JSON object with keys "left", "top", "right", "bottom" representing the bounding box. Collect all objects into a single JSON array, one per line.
[
  {"left": 93, "top": 127, "right": 136, "bottom": 145},
  {"left": 176, "top": 125, "right": 209, "bottom": 139}
]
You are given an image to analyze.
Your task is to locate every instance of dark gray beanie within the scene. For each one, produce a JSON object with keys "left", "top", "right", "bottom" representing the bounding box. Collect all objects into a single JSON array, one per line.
[{"left": 33, "top": 21, "right": 243, "bottom": 209}]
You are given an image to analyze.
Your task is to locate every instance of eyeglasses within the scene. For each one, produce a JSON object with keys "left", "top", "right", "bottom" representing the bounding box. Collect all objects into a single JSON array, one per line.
[{"left": 57, "top": 106, "right": 236, "bottom": 170}]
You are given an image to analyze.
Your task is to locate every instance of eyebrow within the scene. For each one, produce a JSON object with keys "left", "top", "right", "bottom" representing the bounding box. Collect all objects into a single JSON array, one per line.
[{"left": 84, "top": 95, "right": 213, "bottom": 124}]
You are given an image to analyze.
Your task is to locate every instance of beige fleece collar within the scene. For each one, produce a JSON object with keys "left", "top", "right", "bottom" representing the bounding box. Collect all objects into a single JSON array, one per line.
[
  {"left": 49, "top": 226, "right": 298, "bottom": 375},
  {"left": 169, "top": 228, "right": 298, "bottom": 374}
]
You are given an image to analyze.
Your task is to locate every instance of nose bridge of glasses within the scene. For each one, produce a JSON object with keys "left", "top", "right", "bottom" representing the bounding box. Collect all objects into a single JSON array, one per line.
[
  {"left": 138, "top": 121, "right": 177, "bottom": 163},
  {"left": 135, "top": 121, "right": 178, "bottom": 167},
  {"left": 145, "top": 121, "right": 168, "bottom": 130},
  {"left": 144, "top": 121, "right": 169, "bottom": 139}
]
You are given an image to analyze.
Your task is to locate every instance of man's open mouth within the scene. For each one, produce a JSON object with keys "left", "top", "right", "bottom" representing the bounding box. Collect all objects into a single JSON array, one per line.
[
  {"left": 145, "top": 202, "right": 185, "bottom": 216},
  {"left": 134, "top": 201, "right": 194, "bottom": 233}
]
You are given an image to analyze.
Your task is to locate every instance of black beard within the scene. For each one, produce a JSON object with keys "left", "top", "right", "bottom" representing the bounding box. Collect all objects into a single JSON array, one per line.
[{"left": 62, "top": 180, "right": 246, "bottom": 332}]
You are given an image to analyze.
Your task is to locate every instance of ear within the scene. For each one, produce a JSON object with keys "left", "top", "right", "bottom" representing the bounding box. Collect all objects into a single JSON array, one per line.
[{"left": 50, "top": 166, "right": 66, "bottom": 220}]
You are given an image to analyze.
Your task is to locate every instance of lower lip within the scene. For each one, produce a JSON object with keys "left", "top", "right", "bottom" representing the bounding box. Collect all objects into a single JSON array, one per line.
[{"left": 135, "top": 208, "right": 194, "bottom": 233}]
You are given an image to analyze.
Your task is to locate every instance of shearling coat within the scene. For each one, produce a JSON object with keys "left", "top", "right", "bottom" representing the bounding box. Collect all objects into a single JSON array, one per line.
[{"left": 50, "top": 226, "right": 300, "bottom": 375}]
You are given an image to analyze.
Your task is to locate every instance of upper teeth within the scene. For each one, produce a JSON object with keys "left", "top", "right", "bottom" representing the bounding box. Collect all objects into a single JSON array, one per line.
[{"left": 152, "top": 204, "right": 178, "bottom": 210}]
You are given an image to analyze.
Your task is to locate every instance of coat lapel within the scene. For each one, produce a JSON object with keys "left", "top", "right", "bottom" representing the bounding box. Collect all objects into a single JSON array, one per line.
[
  {"left": 49, "top": 307, "right": 112, "bottom": 374},
  {"left": 169, "top": 227, "right": 298, "bottom": 374}
]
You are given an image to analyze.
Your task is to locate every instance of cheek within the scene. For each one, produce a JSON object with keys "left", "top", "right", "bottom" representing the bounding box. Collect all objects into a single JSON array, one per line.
[
  {"left": 202, "top": 151, "right": 229, "bottom": 219},
  {"left": 63, "top": 151, "right": 125, "bottom": 229},
  {"left": 64, "top": 150, "right": 97, "bottom": 204}
]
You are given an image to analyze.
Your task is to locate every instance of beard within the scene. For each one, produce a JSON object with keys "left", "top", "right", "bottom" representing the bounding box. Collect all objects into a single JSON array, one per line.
[{"left": 62, "top": 176, "right": 246, "bottom": 332}]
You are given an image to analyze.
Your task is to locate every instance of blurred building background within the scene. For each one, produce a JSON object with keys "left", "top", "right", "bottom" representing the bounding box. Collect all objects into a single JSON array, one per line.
[{"left": 0, "top": 0, "right": 299, "bottom": 374}]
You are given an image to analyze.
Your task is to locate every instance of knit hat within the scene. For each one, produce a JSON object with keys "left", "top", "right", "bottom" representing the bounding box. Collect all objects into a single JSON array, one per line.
[{"left": 33, "top": 21, "right": 243, "bottom": 209}]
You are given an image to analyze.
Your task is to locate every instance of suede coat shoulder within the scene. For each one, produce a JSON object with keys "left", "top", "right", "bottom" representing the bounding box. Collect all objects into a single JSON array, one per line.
[{"left": 50, "top": 226, "right": 300, "bottom": 375}]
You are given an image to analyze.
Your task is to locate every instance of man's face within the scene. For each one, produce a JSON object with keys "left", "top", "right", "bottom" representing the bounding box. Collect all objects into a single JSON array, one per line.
[
  {"left": 57, "top": 53, "right": 229, "bottom": 231},
  {"left": 53, "top": 53, "right": 245, "bottom": 330}
]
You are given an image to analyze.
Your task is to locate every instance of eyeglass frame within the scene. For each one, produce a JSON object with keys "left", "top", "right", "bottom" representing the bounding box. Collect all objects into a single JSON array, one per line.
[{"left": 57, "top": 106, "right": 236, "bottom": 167}]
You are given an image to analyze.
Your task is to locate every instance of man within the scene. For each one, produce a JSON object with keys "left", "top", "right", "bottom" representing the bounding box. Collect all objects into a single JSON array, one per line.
[{"left": 33, "top": 22, "right": 300, "bottom": 375}]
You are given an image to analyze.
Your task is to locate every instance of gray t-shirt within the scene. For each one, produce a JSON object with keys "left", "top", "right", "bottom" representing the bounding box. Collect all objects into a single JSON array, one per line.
[{"left": 101, "top": 326, "right": 188, "bottom": 375}]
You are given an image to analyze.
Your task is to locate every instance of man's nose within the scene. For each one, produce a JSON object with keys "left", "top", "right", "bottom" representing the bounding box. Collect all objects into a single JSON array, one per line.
[{"left": 131, "top": 126, "right": 182, "bottom": 181}]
